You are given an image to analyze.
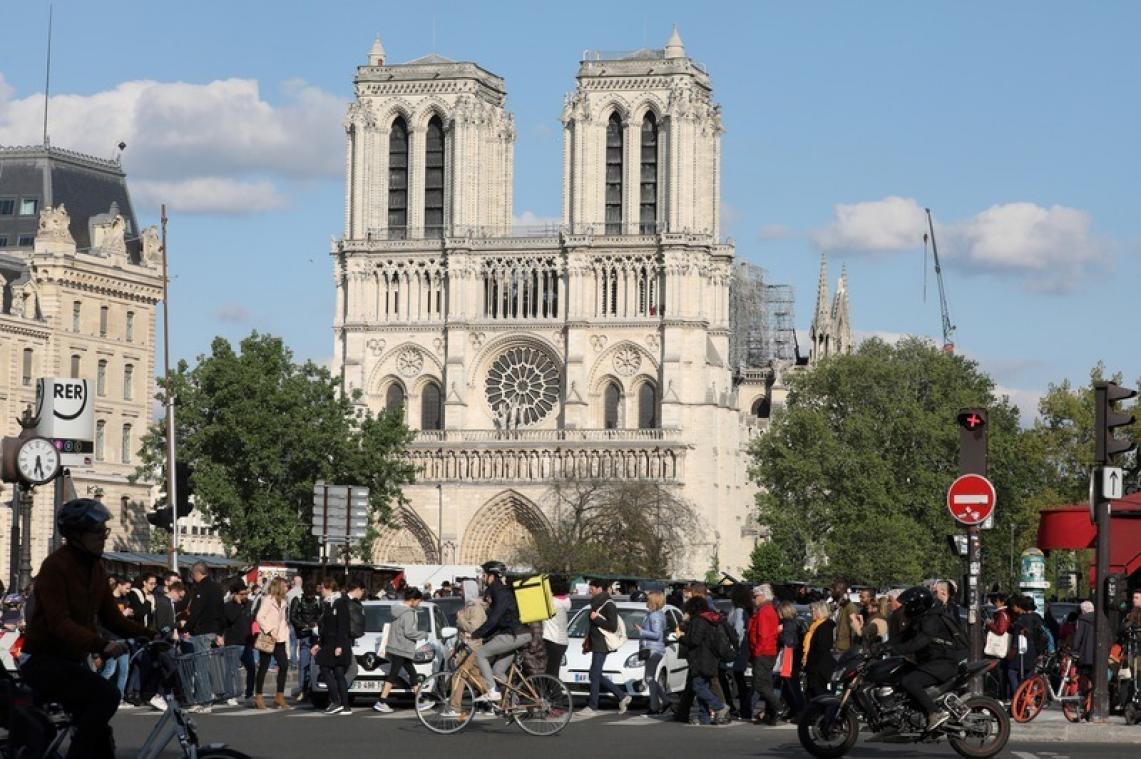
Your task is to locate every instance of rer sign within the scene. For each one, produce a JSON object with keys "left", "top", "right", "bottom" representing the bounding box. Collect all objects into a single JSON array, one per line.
[
  {"left": 34, "top": 378, "right": 96, "bottom": 467},
  {"left": 947, "top": 474, "right": 997, "bottom": 526}
]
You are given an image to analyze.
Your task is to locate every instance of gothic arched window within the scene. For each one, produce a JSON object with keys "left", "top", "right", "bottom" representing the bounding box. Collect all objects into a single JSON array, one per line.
[
  {"left": 420, "top": 381, "right": 443, "bottom": 431},
  {"left": 385, "top": 382, "right": 406, "bottom": 414},
  {"left": 640, "top": 113, "right": 658, "bottom": 234},
  {"left": 637, "top": 382, "right": 658, "bottom": 429},
  {"left": 605, "top": 113, "right": 623, "bottom": 234},
  {"left": 751, "top": 396, "right": 772, "bottom": 420},
  {"left": 388, "top": 117, "right": 409, "bottom": 239},
  {"left": 424, "top": 116, "right": 445, "bottom": 238},
  {"left": 603, "top": 382, "right": 622, "bottom": 430}
]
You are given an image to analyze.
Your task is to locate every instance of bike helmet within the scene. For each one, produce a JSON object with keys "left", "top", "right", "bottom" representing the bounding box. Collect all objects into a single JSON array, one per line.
[
  {"left": 898, "top": 585, "right": 935, "bottom": 619},
  {"left": 480, "top": 560, "right": 507, "bottom": 578},
  {"left": 56, "top": 498, "right": 112, "bottom": 536}
]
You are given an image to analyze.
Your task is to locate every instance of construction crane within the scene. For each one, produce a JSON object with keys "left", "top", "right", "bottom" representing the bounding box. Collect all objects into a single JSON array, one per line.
[{"left": 923, "top": 208, "right": 956, "bottom": 354}]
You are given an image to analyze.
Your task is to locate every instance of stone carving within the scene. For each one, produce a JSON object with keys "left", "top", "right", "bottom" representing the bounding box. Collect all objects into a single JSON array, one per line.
[
  {"left": 469, "top": 332, "right": 487, "bottom": 349},
  {"left": 590, "top": 335, "right": 608, "bottom": 353},
  {"left": 396, "top": 347, "right": 423, "bottom": 378},
  {"left": 613, "top": 346, "right": 642, "bottom": 377},
  {"left": 646, "top": 333, "right": 660, "bottom": 350},
  {"left": 91, "top": 213, "right": 128, "bottom": 258},
  {"left": 770, "top": 357, "right": 793, "bottom": 388},
  {"left": 485, "top": 345, "right": 560, "bottom": 427},
  {"left": 140, "top": 225, "right": 162, "bottom": 266},
  {"left": 366, "top": 338, "right": 386, "bottom": 356},
  {"left": 432, "top": 337, "right": 444, "bottom": 354},
  {"left": 37, "top": 205, "right": 74, "bottom": 245}
]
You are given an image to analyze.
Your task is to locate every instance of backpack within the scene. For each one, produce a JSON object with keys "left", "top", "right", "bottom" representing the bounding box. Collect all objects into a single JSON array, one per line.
[
  {"left": 935, "top": 611, "right": 970, "bottom": 657},
  {"left": 1033, "top": 621, "right": 1056, "bottom": 656},
  {"left": 715, "top": 619, "right": 739, "bottom": 663},
  {"left": 348, "top": 599, "right": 365, "bottom": 640}
]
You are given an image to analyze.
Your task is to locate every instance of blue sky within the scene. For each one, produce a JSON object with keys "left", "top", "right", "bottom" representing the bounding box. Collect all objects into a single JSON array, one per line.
[{"left": 2, "top": 1, "right": 1138, "bottom": 421}]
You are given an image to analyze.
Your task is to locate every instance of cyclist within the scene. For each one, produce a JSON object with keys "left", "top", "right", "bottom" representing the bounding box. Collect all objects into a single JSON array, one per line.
[
  {"left": 470, "top": 560, "right": 530, "bottom": 703},
  {"left": 20, "top": 498, "right": 153, "bottom": 759}
]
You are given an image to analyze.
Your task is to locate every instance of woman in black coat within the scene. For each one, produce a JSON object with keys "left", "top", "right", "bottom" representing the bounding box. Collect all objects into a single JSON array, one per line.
[
  {"left": 313, "top": 578, "right": 352, "bottom": 713},
  {"left": 803, "top": 601, "right": 836, "bottom": 699}
]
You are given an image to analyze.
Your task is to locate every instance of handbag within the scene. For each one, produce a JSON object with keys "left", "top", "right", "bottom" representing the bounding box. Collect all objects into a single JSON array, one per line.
[
  {"left": 778, "top": 646, "right": 794, "bottom": 678},
  {"left": 598, "top": 601, "right": 627, "bottom": 652},
  {"left": 984, "top": 631, "right": 1010, "bottom": 658},
  {"left": 254, "top": 632, "right": 276, "bottom": 654},
  {"left": 376, "top": 623, "right": 391, "bottom": 659}
]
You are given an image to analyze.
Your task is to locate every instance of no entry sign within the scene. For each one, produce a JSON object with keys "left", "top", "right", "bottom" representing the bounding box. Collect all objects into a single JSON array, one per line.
[{"left": 947, "top": 474, "right": 997, "bottom": 526}]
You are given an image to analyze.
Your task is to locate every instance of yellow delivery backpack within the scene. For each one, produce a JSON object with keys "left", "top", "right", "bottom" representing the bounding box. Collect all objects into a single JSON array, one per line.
[{"left": 512, "top": 574, "right": 555, "bottom": 623}]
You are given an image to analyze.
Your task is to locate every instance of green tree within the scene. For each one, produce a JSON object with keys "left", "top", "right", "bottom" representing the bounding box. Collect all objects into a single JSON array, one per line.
[
  {"left": 133, "top": 332, "right": 416, "bottom": 561},
  {"left": 748, "top": 337, "right": 1048, "bottom": 588}
]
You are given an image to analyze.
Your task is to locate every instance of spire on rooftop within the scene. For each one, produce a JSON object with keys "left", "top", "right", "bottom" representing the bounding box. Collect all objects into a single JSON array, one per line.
[
  {"left": 664, "top": 25, "right": 685, "bottom": 59},
  {"left": 369, "top": 34, "right": 386, "bottom": 66}
]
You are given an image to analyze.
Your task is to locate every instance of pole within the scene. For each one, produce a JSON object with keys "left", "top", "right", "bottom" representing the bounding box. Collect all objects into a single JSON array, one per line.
[
  {"left": 436, "top": 483, "right": 443, "bottom": 562},
  {"left": 41, "top": 4, "right": 52, "bottom": 146},
  {"left": 9, "top": 483, "right": 21, "bottom": 592},
  {"left": 160, "top": 205, "right": 179, "bottom": 573},
  {"left": 51, "top": 474, "right": 63, "bottom": 552},
  {"left": 17, "top": 487, "right": 34, "bottom": 592},
  {"left": 344, "top": 487, "right": 351, "bottom": 577},
  {"left": 958, "top": 407, "right": 988, "bottom": 694},
  {"left": 321, "top": 484, "right": 329, "bottom": 578},
  {"left": 1092, "top": 472, "right": 1111, "bottom": 720}
]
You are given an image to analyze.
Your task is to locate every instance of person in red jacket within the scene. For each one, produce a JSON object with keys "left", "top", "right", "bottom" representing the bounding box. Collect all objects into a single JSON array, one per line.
[
  {"left": 986, "top": 592, "right": 1012, "bottom": 699},
  {"left": 747, "top": 584, "right": 781, "bottom": 725}
]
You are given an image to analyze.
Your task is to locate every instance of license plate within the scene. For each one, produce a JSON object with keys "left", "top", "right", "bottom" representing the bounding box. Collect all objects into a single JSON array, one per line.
[
  {"left": 352, "top": 679, "right": 385, "bottom": 691},
  {"left": 573, "top": 673, "right": 590, "bottom": 683}
]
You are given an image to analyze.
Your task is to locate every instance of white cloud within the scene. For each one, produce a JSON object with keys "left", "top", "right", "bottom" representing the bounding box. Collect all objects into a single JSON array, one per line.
[
  {"left": 512, "top": 210, "right": 561, "bottom": 231},
  {"left": 853, "top": 329, "right": 923, "bottom": 346},
  {"left": 214, "top": 303, "right": 253, "bottom": 324},
  {"left": 0, "top": 74, "right": 346, "bottom": 214},
  {"left": 994, "top": 385, "right": 1043, "bottom": 427},
  {"left": 134, "top": 178, "right": 286, "bottom": 214},
  {"left": 758, "top": 223, "right": 792, "bottom": 241},
  {"left": 811, "top": 195, "right": 1108, "bottom": 292}
]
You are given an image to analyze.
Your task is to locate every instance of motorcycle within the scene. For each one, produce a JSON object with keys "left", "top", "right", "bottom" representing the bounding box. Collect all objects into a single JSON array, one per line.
[{"left": 797, "top": 649, "right": 1010, "bottom": 759}]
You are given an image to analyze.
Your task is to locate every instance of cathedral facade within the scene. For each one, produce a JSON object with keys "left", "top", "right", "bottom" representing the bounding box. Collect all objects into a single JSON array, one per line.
[{"left": 332, "top": 31, "right": 778, "bottom": 577}]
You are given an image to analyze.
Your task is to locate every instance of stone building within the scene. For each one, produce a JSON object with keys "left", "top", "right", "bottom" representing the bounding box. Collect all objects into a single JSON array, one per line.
[
  {"left": 332, "top": 30, "right": 796, "bottom": 577},
  {"left": 808, "top": 254, "right": 852, "bottom": 365},
  {"left": 0, "top": 145, "right": 164, "bottom": 581}
]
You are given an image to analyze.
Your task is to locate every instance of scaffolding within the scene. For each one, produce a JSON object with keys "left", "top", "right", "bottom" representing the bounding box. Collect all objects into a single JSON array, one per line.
[{"left": 729, "top": 262, "right": 797, "bottom": 372}]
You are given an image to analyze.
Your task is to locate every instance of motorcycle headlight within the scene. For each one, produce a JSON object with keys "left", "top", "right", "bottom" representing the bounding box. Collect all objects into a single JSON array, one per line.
[
  {"left": 625, "top": 653, "right": 642, "bottom": 668},
  {"left": 413, "top": 649, "right": 434, "bottom": 663}
]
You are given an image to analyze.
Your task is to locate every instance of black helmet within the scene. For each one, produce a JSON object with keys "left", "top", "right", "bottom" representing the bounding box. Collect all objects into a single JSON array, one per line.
[
  {"left": 898, "top": 586, "right": 934, "bottom": 619},
  {"left": 480, "top": 561, "right": 507, "bottom": 578},
  {"left": 57, "top": 498, "right": 112, "bottom": 536}
]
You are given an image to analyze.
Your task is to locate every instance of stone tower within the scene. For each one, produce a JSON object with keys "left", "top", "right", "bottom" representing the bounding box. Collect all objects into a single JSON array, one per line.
[{"left": 809, "top": 255, "right": 853, "bottom": 364}]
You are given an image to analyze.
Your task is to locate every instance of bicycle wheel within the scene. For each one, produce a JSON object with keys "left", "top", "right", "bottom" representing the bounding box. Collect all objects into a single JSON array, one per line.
[
  {"left": 195, "top": 749, "right": 254, "bottom": 759},
  {"left": 511, "top": 674, "right": 572, "bottom": 736},
  {"left": 415, "top": 671, "right": 476, "bottom": 735},
  {"left": 1062, "top": 674, "right": 1092, "bottom": 723},
  {"left": 1011, "top": 676, "right": 1047, "bottom": 723}
]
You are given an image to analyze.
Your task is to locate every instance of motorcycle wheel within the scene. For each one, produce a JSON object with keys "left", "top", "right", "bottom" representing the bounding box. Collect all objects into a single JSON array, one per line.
[
  {"left": 1011, "top": 675, "right": 1047, "bottom": 723},
  {"left": 1062, "top": 674, "right": 1092, "bottom": 723},
  {"left": 796, "top": 703, "right": 859, "bottom": 759},
  {"left": 948, "top": 696, "right": 1011, "bottom": 759}
]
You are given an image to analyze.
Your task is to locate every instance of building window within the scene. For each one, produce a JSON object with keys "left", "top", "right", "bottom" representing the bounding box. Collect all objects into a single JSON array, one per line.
[
  {"left": 420, "top": 381, "right": 443, "bottom": 430},
  {"left": 640, "top": 113, "right": 658, "bottom": 234},
  {"left": 72, "top": 301, "right": 81, "bottom": 332},
  {"left": 123, "top": 364, "right": 134, "bottom": 400},
  {"left": 18, "top": 198, "right": 38, "bottom": 216},
  {"left": 125, "top": 311, "right": 135, "bottom": 342},
  {"left": 0, "top": 199, "right": 14, "bottom": 215},
  {"left": 17, "top": 235, "right": 34, "bottom": 247},
  {"left": 21, "top": 348, "right": 33, "bottom": 385},
  {"left": 637, "top": 382, "right": 659, "bottom": 429},
  {"left": 121, "top": 423, "right": 132, "bottom": 464},
  {"left": 385, "top": 383, "right": 406, "bottom": 414},
  {"left": 424, "top": 116, "right": 445, "bottom": 239},
  {"left": 605, "top": 113, "right": 623, "bottom": 234},
  {"left": 97, "top": 360, "right": 107, "bottom": 396},
  {"left": 70, "top": 354, "right": 81, "bottom": 378},
  {"left": 0, "top": 236, "right": 8, "bottom": 248},
  {"left": 388, "top": 117, "right": 409, "bottom": 239},
  {"left": 99, "top": 306, "right": 109, "bottom": 337},
  {"left": 603, "top": 382, "right": 622, "bottom": 430},
  {"left": 95, "top": 420, "right": 106, "bottom": 461},
  {"left": 751, "top": 396, "right": 771, "bottom": 420}
]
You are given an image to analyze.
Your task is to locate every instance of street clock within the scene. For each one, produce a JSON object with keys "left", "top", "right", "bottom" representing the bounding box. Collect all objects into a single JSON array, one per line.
[{"left": 16, "top": 436, "right": 61, "bottom": 486}]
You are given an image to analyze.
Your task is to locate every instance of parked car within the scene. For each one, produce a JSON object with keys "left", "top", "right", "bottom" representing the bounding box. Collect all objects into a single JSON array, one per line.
[
  {"left": 559, "top": 601, "right": 688, "bottom": 701},
  {"left": 430, "top": 596, "right": 464, "bottom": 628},
  {"left": 309, "top": 599, "right": 456, "bottom": 708}
]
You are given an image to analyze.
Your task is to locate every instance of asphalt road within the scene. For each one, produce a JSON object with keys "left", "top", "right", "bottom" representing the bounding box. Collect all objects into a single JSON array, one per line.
[{"left": 110, "top": 701, "right": 1141, "bottom": 759}]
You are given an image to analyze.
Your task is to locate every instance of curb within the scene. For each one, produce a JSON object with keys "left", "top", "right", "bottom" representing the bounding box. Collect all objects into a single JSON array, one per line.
[{"left": 1010, "top": 723, "right": 1141, "bottom": 744}]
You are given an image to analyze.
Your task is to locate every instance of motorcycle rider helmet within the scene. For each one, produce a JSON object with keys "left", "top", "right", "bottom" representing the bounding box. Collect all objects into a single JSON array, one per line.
[
  {"left": 898, "top": 585, "right": 935, "bottom": 619},
  {"left": 480, "top": 560, "right": 507, "bottom": 578},
  {"left": 56, "top": 498, "right": 112, "bottom": 537}
]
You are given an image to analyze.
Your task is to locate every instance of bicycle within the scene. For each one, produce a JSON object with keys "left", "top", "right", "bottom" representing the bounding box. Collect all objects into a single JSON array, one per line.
[
  {"left": 415, "top": 643, "right": 572, "bottom": 736},
  {"left": 1011, "top": 650, "right": 1091, "bottom": 723},
  {"left": 5, "top": 640, "right": 250, "bottom": 758}
]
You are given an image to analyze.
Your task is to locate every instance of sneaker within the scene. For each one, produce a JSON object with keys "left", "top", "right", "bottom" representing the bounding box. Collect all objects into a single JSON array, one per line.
[
  {"left": 325, "top": 704, "right": 344, "bottom": 715},
  {"left": 372, "top": 701, "right": 394, "bottom": 713},
  {"left": 618, "top": 695, "right": 632, "bottom": 714},
  {"left": 438, "top": 707, "right": 460, "bottom": 719},
  {"left": 339, "top": 708, "right": 353, "bottom": 715},
  {"left": 225, "top": 698, "right": 239, "bottom": 707},
  {"left": 119, "top": 701, "right": 135, "bottom": 709},
  {"left": 576, "top": 706, "right": 600, "bottom": 717},
  {"left": 714, "top": 705, "right": 732, "bottom": 724},
  {"left": 188, "top": 705, "right": 213, "bottom": 714},
  {"left": 474, "top": 689, "right": 501, "bottom": 703},
  {"left": 149, "top": 695, "right": 168, "bottom": 712},
  {"left": 927, "top": 710, "right": 951, "bottom": 731}
]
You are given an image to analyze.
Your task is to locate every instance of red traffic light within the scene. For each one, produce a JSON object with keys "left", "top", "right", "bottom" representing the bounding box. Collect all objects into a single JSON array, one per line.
[{"left": 957, "top": 409, "right": 987, "bottom": 430}]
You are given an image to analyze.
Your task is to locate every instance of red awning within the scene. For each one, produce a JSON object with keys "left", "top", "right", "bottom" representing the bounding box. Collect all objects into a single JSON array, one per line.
[{"left": 1036, "top": 495, "right": 1141, "bottom": 578}]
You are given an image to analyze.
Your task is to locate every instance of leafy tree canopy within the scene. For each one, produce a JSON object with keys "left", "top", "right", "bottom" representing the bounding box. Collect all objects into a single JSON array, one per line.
[{"left": 133, "top": 332, "right": 415, "bottom": 561}]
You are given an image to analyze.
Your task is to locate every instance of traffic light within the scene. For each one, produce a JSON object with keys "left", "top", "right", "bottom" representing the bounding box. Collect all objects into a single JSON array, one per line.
[
  {"left": 174, "top": 461, "right": 194, "bottom": 518},
  {"left": 957, "top": 407, "right": 988, "bottom": 476},
  {"left": 1094, "top": 382, "right": 1136, "bottom": 464},
  {"left": 146, "top": 505, "right": 173, "bottom": 531}
]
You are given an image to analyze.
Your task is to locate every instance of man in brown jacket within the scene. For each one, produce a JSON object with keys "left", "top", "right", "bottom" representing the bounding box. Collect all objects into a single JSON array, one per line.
[{"left": 20, "top": 499, "right": 152, "bottom": 759}]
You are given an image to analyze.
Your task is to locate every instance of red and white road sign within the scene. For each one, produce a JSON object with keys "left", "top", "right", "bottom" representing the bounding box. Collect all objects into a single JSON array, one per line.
[{"left": 947, "top": 474, "right": 997, "bottom": 526}]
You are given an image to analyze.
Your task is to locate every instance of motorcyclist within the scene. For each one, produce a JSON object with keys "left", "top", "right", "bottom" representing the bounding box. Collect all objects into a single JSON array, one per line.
[
  {"left": 889, "top": 585, "right": 967, "bottom": 731},
  {"left": 19, "top": 498, "right": 153, "bottom": 759}
]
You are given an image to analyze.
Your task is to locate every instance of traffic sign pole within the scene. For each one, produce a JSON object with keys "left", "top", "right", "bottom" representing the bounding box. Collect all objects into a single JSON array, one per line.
[{"left": 957, "top": 408, "right": 989, "bottom": 695}]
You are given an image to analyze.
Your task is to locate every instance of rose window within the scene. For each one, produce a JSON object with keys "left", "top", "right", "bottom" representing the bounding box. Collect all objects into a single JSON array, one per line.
[{"left": 485, "top": 346, "right": 560, "bottom": 427}]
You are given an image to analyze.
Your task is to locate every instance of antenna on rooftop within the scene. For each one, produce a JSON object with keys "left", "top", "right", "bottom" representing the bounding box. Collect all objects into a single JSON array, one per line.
[{"left": 42, "top": 3, "right": 53, "bottom": 146}]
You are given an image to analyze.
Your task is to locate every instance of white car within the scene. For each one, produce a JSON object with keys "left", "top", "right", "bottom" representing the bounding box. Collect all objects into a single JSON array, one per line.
[
  {"left": 309, "top": 600, "right": 457, "bottom": 708},
  {"left": 560, "top": 602, "right": 688, "bottom": 701}
]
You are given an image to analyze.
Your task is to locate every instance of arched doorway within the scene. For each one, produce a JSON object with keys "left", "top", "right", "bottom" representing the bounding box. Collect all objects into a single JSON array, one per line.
[
  {"left": 460, "top": 491, "right": 548, "bottom": 564},
  {"left": 371, "top": 508, "right": 439, "bottom": 564}
]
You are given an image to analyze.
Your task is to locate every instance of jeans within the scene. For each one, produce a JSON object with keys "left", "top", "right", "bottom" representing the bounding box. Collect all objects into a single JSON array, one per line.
[
  {"left": 321, "top": 664, "right": 349, "bottom": 708},
  {"left": 732, "top": 669, "right": 752, "bottom": 718},
  {"left": 751, "top": 655, "right": 780, "bottom": 719},
  {"left": 644, "top": 651, "right": 666, "bottom": 712},
  {"left": 296, "top": 633, "right": 315, "bottom": 693},
  {"left": 588, "top": 649, "right": 626, "bottom": 708},
  {"left": 475, "top": 632, "right": 531, "bottom": 692},
  {"left": 22, "top": 655, "right": 120, "bottom": 759},
  {"left": 189, "top": 634, "right": 219, "bottom": 704},
  {"left": 239, "top": 644, "right": 256, "bottom": 698},
  {"left": 98, "top": 651, "right": 129, "bottom": 699},
  {"left": 256, "top": 642, "right": 289, "bottom": 695},
  {"left": 692, "top": 675, "right": 726, "bottom": 724}
]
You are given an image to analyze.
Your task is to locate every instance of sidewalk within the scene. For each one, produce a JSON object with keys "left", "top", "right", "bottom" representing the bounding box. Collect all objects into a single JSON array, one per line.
[{"left": 1010, "top": 709, "right": 1141, "bottom": 743}]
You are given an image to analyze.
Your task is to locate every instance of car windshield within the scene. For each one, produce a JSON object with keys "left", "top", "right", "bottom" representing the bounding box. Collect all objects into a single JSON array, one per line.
[
  {"left": 567, "top": 607, "right": 647, "bottom": 639},
  {"left": 364, "top": 605, "right": 432, "bottom": 634}
]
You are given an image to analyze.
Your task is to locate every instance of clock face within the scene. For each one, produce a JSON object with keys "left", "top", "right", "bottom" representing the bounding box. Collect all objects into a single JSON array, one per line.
[{"left": 17, "top": 437, "right": 61, "bottom": 485}]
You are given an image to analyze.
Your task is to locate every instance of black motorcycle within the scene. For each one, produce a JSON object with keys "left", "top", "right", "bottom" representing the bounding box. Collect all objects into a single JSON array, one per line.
[{"left": 797, "top": 650, "right": 1010, "bottom": 759}]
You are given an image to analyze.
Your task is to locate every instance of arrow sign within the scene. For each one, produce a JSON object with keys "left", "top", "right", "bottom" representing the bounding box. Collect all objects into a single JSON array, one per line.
[
  {"left": 947, "top": 474, "right": 997, "bottom": 526},
  {"left": 1102, "top": 466, "right": 1124, "bottom": 500}
]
